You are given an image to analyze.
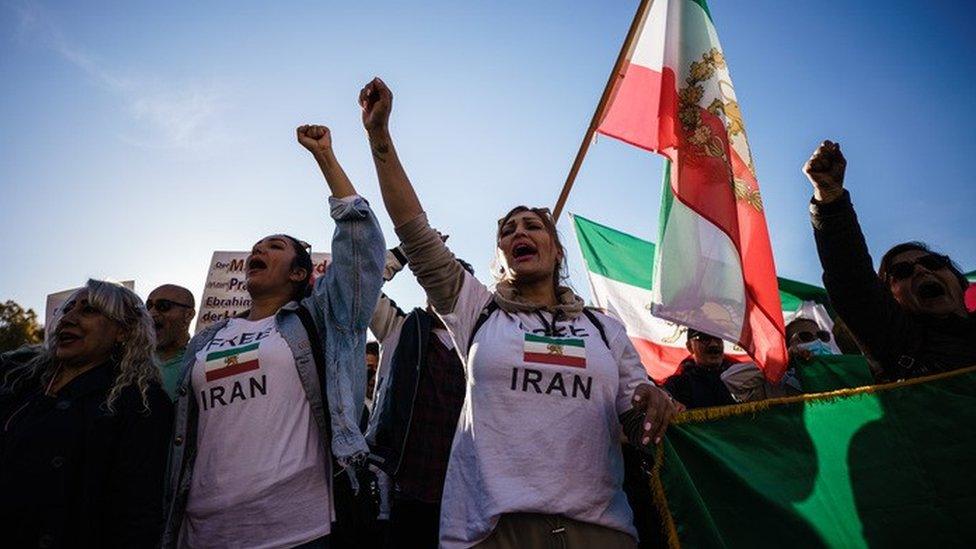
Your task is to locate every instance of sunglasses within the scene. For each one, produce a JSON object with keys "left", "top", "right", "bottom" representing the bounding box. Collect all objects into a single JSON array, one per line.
[
  {"left": 791, "top": 330, "right": 831, "bottom": 344},
  {"left": 886, "top": 254, "right": 950, "bottom": 282},
  {"left": 146, "top": 298, "right": 193, "bottom": 313}
]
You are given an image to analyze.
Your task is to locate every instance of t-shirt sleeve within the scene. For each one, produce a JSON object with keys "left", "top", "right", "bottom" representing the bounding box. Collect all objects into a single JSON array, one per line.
[
  {"left": 436, "top": 271, "right": 493, "bottom": 363},
  {"left": 606, "top": 315, "right": 653, "bottom": 415}
]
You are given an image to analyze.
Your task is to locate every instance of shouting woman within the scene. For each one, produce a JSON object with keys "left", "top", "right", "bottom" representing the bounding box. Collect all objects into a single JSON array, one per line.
[
  {"left": 161, "top": 125, "right": 385, "bottom": 548},
  {"left": 359, "top": 78, "right": 679, "bottom": 549}
]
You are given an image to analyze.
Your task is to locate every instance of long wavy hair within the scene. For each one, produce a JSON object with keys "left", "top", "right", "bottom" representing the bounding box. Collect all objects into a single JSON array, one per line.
[{"left": 3, "top": 279, "right": 159, "bottom": 412}]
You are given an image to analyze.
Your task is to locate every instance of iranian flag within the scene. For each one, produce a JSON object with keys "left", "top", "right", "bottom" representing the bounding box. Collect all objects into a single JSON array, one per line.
[
  {"left": 596, "top": 0, "right": 787, "bottom": 380},
  {"left": 574, "top": 214, "right": 835, "bottom": 383}
]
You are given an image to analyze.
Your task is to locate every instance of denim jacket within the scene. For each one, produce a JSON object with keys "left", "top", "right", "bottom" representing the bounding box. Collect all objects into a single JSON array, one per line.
[{"left": 161, "top": 196, "right": 385, "bottom": 547}]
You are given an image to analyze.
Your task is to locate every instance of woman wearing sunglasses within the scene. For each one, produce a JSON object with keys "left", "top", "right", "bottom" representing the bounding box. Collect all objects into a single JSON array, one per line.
[
  {"left": 804, "top": 140, "right": 976, "bottom": 380},
  {"left": 0, "top": 279, "right": 173, "bottom": 548},
  {"left": 161, "top": 125, "right": 385, "bottom": 548},
  {"left": 359, "top": 77, "right": 679, "bottom": 549}
]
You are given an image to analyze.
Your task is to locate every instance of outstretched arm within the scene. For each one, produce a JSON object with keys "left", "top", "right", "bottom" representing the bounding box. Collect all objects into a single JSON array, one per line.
[
  {"left": 297, "top": 124, "right": 357, "bottom": 198},
  {"left": 360, "top": 77, "right": 423, "bottom": 225}
]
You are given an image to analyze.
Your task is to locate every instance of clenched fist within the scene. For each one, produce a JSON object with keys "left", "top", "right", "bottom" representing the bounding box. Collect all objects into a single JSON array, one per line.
[
  {"left": 803, "top": 140, "right": 847, "bottom": 203},
  {"left": 359, "top": 77, "right": 393, "bottom": 133},
  {"left": 297, "top": 125, "right": 333, "bottom": 157}
]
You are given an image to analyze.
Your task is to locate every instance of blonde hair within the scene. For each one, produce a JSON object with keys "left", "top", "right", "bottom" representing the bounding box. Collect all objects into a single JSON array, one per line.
[{"left": 4, "top": 279, "right": 159, "bottom": 412}]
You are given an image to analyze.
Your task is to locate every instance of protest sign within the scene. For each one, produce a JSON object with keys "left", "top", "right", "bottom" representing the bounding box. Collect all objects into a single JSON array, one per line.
[{"left": 195, "top": 251, "right": 331, "bottom": 333}]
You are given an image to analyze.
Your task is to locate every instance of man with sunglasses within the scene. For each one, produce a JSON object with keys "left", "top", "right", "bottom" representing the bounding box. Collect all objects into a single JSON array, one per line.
[
  {"left": 664, "top": 329, "right": 740, "bottom": 409},
  {"left": 147, "top": 284, "right": 195, "bottom": 399},
  {"left": 804, "top": 140, "right": 976, "bottom": 380}
]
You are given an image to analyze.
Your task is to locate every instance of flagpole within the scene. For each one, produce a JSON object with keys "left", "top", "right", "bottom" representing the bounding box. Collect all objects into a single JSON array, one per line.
[{"left": 551, "top": 0, "right": 653, "bottom": 221}]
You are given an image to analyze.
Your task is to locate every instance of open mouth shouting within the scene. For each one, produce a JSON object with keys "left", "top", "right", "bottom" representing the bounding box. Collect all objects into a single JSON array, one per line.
[
  {"left": 914, "top": 277, "right": 948, "bottom": 302},
  {"left": 511, "top": 240, "right": 539, "bottom": 264},
  {"left": 246, "top": 257, "right": 268, "bottom": 276}
]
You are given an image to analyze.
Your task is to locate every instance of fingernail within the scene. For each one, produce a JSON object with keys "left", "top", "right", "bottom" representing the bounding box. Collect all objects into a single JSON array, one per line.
[
  {"left": 634, "top": 395, "right": 641, "bottom": 402},
  {"left": 644, "top": 422, "right": 652, "bottom": 430},
  {"left": 655, "top": 437, "right": 662, "bottom": 444},
  {"left": 642, "top": 437, "right": 650, "bottom": 445}
]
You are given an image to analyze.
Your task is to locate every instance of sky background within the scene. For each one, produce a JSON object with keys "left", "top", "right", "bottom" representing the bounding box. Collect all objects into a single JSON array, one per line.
[{"left": 2, "top": 0, "right": 975, "bottom": 327}]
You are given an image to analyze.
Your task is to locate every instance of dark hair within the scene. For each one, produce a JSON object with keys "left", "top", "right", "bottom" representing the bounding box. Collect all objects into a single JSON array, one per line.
[
  {"left": 457, "top": 258, "right": 475, "bottom": 276},
  {"left": 496, "top": 206, "right": 567, "bottom": 290},
  {"left": 366, "top": 341, "right": 379, "bottom": 357},
  {"left": 785, "top": 317, "right": 819, "bottom": 342},
  {"left": 278, "top": 234, "right": 314, "bottom": 301},
  {"left": 878, "top": 241, "right": 967, "bottom": 291}
]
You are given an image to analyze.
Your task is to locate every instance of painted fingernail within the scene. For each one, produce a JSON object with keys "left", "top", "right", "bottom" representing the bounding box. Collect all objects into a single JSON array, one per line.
[
  {"left": 644, "top": 422, "right": 652, "bottom": 430},
  {"left": 642, "top": 437, "right": 650, "bottom": 445},
  {"left": 655, "top": 437, "right": 662, "bottom": 444},
  {"left": 634, "top": 395, "right": 641, "bottom": 402}
]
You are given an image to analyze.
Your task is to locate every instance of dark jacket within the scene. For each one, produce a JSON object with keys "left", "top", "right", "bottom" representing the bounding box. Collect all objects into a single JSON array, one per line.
[
  {"left": 366, "top": 305, "right": 443, "bottom": 476},
  {"left": 663, "top": 358, "right": 737, "bottom": 409},
  {"left": 0, "top": 358, "right": 174, "bottom": 548},
  {"left": 811, "top": 191, "right": 976, "bottom": 379}
]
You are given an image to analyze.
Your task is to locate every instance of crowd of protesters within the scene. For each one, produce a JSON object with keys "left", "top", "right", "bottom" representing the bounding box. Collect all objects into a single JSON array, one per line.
[{"left": 0, "top": 79, "right": 973, "bottom": 549}]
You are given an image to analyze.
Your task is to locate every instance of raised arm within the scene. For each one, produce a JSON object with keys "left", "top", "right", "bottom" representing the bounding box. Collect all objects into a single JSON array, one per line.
[
  {"left": 297, "top": 124, "right": 357, "bottom": 198},
  {"left": 358, "top": 77, "right": 473, "bottom": 316},
  {"left": 803, "top": 140, "right": 917, "bottom": 370},
  {"left": 360, "top": 77, "right": 423, "bottom": 225}
]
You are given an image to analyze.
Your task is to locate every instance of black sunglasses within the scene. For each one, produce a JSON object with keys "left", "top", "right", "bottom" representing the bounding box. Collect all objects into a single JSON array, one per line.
[
  {"left": 146, "top": 298, "right": 193, "bottom": 313},
  {"left": 792, "top": 330, "right": 831, "bottom": 344},
  {"left": 886, "top": 254, "right": 950, "bottom": 282}
]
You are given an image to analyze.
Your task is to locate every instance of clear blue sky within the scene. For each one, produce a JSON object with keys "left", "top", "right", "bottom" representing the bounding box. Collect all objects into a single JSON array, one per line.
[{"left": 2, "top": 0, "right": 975, "bottom": 324}]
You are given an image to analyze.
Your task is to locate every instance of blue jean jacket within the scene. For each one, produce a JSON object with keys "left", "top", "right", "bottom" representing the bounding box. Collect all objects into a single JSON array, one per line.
[{"left": 161, "top": 196, "right": 385, "bottom": 547}]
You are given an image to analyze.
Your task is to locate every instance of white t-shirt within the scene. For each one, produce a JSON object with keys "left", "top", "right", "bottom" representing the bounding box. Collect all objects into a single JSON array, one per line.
[
  {"left": 183, "top": 316, "right": 332, "bottom": 549},
  {"left": 437, "top": 273, "right": 649, "bottom": 548}
]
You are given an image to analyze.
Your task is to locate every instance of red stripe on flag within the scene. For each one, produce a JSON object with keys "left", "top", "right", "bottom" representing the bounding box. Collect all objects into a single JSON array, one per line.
[
  {"left": 523, "top": 352, "right": 586, "bottom": 368},
  {"left": 630, "top": 336, "right": 752, "bottom": 384},
  {"left": 206, "top": 359, "right": 260, "bottom": 382},
  {"left": 597, "top": 64, "right": 679, "bottom": 152},
  {"left": 966, "top": 283, "right": 976, "bottom": 312}
]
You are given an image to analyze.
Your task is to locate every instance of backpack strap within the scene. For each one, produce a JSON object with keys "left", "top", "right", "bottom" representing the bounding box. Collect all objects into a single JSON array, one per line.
[
  {"left": 294, "top": 305, "right": 332, "bottom": 442},
  {"left": 581, "top": 307, "right": 610, "bottom": 349},
  {"left": 467, "top": 299, "right": 500, "bottom": 352}
]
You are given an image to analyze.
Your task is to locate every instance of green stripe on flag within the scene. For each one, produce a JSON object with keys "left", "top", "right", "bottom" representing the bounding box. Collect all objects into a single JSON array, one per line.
[
  {"left": 206, "top": 342, "right": 259, "bottom": 361},
  {"left": 573, "top": 214, "right": 655, "bottom": 290},
  {"left": 524, "top": 333, "right": 585, "bottom": 348},
  {"left": 778, "top": 277, "right": 833, "bottom": 316},
  {"left": 654, "top": 160, "right": 674, "bottom": 287},
  {"left": 965, "top": 269, "right": 976, "bottom": 282},
  {"left": 688, "top": 0, "right": 713, "bottom": 22}
]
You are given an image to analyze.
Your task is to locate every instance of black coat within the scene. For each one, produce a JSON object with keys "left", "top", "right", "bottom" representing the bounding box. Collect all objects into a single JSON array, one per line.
[
  {"left": 811, "top": 191, "right": 976, "bottom": 379},
  {"left": 663, "top": 358, "right": 737, "bottom": 410},
  {"left": 0, "top": 360, "right": 174, "bottom": 548}
]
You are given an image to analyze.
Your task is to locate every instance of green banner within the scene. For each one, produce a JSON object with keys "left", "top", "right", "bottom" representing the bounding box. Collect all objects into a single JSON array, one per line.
[{"left": 652, "top": 364, "right": 976, "bottom": 547}]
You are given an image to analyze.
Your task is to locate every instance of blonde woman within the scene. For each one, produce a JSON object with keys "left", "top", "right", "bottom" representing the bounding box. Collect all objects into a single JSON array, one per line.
[{"left": 0, "top": 279, "right": 174, "bottom": 548}]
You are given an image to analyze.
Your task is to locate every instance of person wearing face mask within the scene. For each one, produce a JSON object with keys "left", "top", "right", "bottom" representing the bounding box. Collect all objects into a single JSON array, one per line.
[
  {"left": 786, "top": 318, "right": 835, "bottom": 362},
  {"left": 147, "top": 284, "right": 196, "bottom": 400},
  {"left": 359, "top": 77, "right": 679, "bottom": 549},
  {"left": 0, "top": 280, "right": 173, "bottom": 548},
  {"left": 161, "top": 124, "right": 385, "bottom": 549},
  {"left": 804, "top": 141, "right": 976, "bottom": 380}
]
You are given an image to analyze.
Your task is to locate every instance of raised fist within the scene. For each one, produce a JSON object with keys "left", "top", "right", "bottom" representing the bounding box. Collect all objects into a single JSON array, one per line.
[
  {"left": 359, "top": 77, "right": 393, "bottom": 133},
  {"left": 803, "top": 140, "right": 847, "bottom": 203},
  {"left": 297, "top": 124, "right": 333, "bottom": 156}
]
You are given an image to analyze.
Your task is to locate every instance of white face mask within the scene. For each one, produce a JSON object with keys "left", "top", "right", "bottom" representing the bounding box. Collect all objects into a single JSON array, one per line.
[{"left": 797, "top": 340, "right": 834, "bottom": 356}]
